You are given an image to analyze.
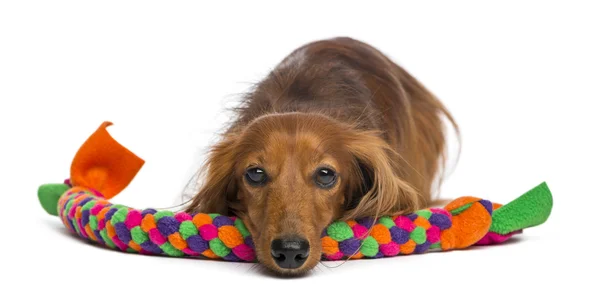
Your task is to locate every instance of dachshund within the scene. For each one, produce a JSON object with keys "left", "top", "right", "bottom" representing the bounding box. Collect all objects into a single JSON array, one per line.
[{"left": 185, "top": 37, "right": 459, "bottom": 275}]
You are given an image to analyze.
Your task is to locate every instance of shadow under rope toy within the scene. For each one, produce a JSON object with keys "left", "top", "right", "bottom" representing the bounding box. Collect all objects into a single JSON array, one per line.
[{"left": 38, "top": 121, "right": 553, "bottom": 262}]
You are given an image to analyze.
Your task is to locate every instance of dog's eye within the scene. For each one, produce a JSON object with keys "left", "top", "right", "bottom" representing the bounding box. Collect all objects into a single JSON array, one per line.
[
  {"left": 314, "top": 168, "right": 337, "bottom": 188},
  {"left": 245, "top": 167, "right": 268, "bottom": 186}
]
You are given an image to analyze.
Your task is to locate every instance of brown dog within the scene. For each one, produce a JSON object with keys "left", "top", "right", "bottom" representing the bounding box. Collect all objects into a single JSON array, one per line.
[{"left": 185, "top": 37, "right": 458, "bottom": 275}]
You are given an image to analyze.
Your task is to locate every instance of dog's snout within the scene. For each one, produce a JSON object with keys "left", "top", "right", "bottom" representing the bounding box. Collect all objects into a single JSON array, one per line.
[{"left": 270, "top": 237, "right": 310, "bottom": 269}]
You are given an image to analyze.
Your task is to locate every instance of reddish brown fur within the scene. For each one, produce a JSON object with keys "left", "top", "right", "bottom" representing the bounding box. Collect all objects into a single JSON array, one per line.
[{"left": 185, "top": 37, "right": 458, "bottom": 275}]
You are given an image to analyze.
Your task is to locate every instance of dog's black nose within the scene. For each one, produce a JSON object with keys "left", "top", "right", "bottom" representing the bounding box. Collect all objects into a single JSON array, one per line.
[{"left": 270, "top": 237, "right": 310, "bottom": 269}]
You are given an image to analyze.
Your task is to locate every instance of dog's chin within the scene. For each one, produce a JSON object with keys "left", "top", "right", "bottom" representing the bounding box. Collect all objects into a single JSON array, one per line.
[
  {"left": 258, "top": 249, "right": 321, "bottom": 277},
  {"left": 263, "top": 261, "right": 317, "bottom": 277},
  {"left": 266, "top": 264, "right": 312, "bottom": 277}
]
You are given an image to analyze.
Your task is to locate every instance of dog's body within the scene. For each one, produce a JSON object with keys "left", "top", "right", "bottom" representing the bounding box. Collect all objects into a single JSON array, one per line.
[{"left": 186, "top": 37, "right": 458, "bottom": 275}]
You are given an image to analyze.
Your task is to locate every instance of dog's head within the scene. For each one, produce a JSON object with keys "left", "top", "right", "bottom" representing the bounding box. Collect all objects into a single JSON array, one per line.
[{"left": 186, "top": 112, "right": 420, "bottom": 275}]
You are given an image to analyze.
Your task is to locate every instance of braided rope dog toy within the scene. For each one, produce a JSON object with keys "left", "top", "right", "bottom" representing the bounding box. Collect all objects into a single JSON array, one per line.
[{"left": 38, "top": 122, "right": 553, "bottom": 262}]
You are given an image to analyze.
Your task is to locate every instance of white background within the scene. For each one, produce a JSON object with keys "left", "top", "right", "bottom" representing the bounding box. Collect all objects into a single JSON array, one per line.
[{"left": 1, "top": 1, "right": 599, "bottom": 299}]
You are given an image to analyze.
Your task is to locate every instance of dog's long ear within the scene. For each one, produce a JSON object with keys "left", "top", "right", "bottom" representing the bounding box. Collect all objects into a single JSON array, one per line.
[
  {"left": 343, "top": 131, "right": 422, "bottom": 220},
  {"left": 185, "top": 135, "right": 239, "bottom": 215},
  {"left": 344, "top": 159, "right": 372, "bottom": 211}
]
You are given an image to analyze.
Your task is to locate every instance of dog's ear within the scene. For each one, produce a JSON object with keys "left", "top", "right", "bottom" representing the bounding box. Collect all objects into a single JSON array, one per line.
[
  {"left": 185, "top": 135, "right": 239, "bottom": 215},
  {"left": 343, "top": 131, "right": 421, "bottom": 220},
  {"left": 344, "top": 159, "right": 373, "bottom": 211}
]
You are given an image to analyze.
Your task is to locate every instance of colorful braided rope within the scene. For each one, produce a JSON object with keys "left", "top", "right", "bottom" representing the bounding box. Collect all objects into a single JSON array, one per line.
[
  {"left": 321, "top": 207, "right": 453, "bottom": 259},
  {"left": 59, "top": 187, "right": 256, "bottom": 261},
  {"left": 41, "top": 122, "right": 551, "bottom": 264},
  {"left": 57, "top": 184, "right": 501, "bottom": 262}
]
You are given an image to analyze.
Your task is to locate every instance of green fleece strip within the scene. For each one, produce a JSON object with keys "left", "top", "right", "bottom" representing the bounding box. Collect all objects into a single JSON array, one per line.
[
  {"left": 38, "top": 183, "right": 70, "bottom": 216},
  {"left": 490, "top": 182, "right": 553, "bottom": 235}
]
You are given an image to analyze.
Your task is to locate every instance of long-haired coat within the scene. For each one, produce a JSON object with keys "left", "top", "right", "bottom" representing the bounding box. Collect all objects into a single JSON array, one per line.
[{"left": 185, "top": 37, "right": 458, "bottom": 275}]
